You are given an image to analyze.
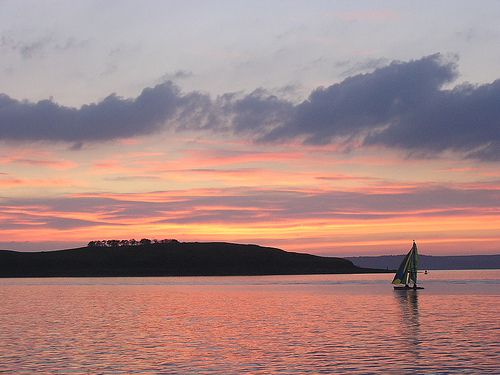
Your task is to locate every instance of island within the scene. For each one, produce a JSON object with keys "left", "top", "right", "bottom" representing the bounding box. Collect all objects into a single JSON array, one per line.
[{"left": 0, "top": 241, "right": 387, "bottom": 277}]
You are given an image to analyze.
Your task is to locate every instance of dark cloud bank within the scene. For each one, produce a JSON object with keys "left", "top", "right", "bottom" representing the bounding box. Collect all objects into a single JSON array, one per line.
[{"left": 1, "top": 54, "right": 499, "bottom": 161}]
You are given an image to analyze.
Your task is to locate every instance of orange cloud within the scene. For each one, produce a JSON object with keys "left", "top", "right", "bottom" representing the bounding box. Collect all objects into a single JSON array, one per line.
[{"left": 0, "top": 176, "right": 76, "bottom": 188}]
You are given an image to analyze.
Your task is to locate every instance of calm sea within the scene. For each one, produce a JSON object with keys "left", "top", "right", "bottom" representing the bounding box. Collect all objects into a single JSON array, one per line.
[{"left": 0, "top": 270, "right": 498, "bottom": 374}]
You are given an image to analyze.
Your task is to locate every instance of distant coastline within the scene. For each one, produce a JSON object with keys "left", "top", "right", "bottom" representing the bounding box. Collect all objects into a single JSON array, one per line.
[
  {"left": 0, "top": 241, "right": 389, "bottom": 278},
  {"left": 346, "top": 254, "right": 500, "bottom": 270}
]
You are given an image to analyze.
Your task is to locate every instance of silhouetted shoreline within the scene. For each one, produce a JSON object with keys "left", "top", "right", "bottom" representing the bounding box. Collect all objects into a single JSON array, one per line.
[
  {"left": 0, "top": 241, "right": 389, "bottom": 277},
  {"left": 346, "top": 254, "right": 500, "bottom": 270}
]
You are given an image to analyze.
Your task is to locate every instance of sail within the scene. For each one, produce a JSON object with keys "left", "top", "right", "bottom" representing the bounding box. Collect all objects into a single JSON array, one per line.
[
  {"left": 408, "top": 242, "right": 418, "bottom": 284},
  {"left": 392, "top": 248, "right": 412, "bottom": 284},
  {"left": 392, "top": 241, "right": 417, "bottom": 285}
]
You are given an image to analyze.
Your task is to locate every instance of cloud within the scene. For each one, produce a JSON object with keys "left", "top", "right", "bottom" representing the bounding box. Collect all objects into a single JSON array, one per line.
[
  {"left": 220, "top": 88, "right": 294, "bottom": 135},
  {"left": 261, "top": 54, "right": 459, "bottom": 144},
  {"left": 2, "top": 183, "right": 497, "bottom": 231},
  {"left": 0, "top": 82, "right": 214, "bottom": 145},
  {"left": 1, "top": 54, "right": 499, "bottom": 161},
  {"left": 1, "top": 33, "right": 88, "bottom": 59},
  {"left": 259, "top": 53, "right": 500, "bottom": 161},
  {"left": 328, "top": 10, "right": 401, "bottom": 21},
  {"left": 160, "top": 70, "right": 194, "bottom": 81},
  {"left": 0, "top": 33, "right": 52, "bottom": 59}
]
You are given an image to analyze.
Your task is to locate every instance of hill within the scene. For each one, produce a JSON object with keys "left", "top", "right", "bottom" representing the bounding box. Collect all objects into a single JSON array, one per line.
[
  {"left": 0, "top": 242, "right": 385, "bottom": 277},
  {"left": 346, "top": 254, "right": 500, "bottom": 270}
]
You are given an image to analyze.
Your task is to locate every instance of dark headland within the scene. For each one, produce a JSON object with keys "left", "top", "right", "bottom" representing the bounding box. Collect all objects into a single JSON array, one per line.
[{"left": 0, "top": 241, "right": 387, "bottom": 277}]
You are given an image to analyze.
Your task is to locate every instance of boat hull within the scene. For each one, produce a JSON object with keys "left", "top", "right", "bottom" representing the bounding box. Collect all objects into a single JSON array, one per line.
[{"left": 393, "top": 285, "right": 424, "bottom": 290}]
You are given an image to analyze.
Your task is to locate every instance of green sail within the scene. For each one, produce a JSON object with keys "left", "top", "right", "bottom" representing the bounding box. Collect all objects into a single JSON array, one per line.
[{"left": 408, "top": 242, "right": 418, "bottom": 284}]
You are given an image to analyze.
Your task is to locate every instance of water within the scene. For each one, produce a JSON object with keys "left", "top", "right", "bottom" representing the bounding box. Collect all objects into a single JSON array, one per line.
[{"left": 0, "top": 270, "right": 498, "bottom": 374}]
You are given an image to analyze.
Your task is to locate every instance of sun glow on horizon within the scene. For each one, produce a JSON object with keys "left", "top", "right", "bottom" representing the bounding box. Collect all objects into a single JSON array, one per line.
[{"left": 1, "top": 133, "right": 499, "bottom": 255}]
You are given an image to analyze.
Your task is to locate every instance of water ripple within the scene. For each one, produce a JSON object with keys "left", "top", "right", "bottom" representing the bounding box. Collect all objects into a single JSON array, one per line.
[{"left": 0, "top": 272, "right": 498, "bottom": 374}]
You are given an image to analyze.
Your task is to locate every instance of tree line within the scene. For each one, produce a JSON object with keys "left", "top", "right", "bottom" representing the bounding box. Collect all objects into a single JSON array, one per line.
[{"left": 87, "top": 238, "right": 179, "bottom": 247}]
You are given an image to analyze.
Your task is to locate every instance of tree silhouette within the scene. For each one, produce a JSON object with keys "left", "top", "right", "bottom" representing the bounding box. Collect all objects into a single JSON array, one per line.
[
  {"left": 140, "top": 238, "right": 152, "bottom": 246},
  {"left": 87, "top": 238, "right": 178, "bottom": 247}
]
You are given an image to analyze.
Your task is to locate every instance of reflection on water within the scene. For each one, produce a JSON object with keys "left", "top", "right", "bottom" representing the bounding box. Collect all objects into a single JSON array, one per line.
[
  {"left": 395, "top": 290, "right": 421, "bottom": 359},
  {"left": 0, "top": 271, "right": 498, "bottom": 374}
]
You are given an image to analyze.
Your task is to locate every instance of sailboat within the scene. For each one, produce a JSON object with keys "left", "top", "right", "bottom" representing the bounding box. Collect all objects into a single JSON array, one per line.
[{"left": 392, "top": 241, "right": 424, "bottom": 290}]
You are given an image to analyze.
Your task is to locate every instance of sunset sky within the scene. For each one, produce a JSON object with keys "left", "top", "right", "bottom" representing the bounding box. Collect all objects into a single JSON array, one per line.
[{"left": 1, "top": 1, "right": 499, "bottom": 256}]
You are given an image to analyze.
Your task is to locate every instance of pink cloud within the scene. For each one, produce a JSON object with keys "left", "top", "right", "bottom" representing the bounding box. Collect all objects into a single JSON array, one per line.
[
  {"left": 9, "top": 158, "right": 77, "bottom": 170},
  {"left": 327, "top": 10, "right": 400, "bottom": 21},
  {"left": 0, "top": 150, "right": 76, "bottom": 170}
]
